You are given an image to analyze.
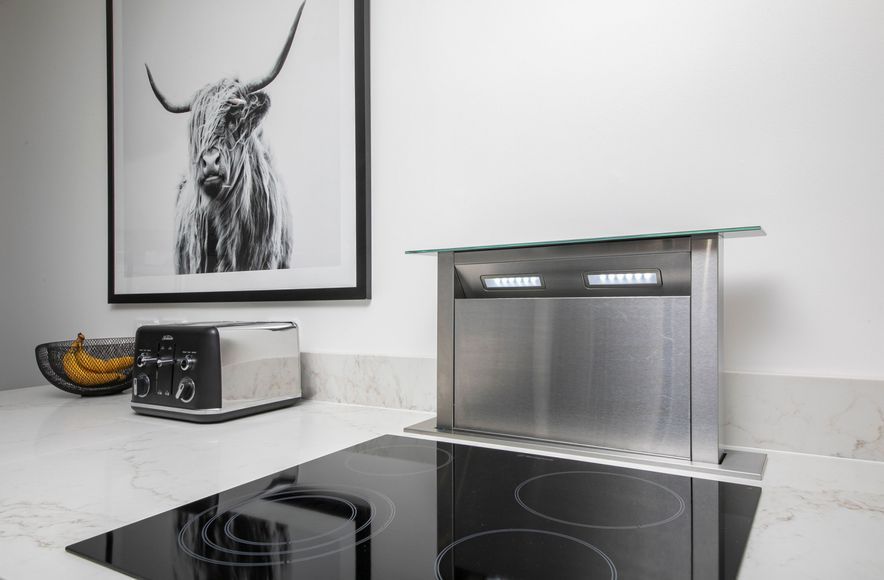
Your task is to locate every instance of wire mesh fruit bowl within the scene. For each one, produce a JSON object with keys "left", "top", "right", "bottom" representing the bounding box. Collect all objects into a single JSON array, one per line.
[{"left": 35, "top": 334, "right": 135, "bottom": 396}]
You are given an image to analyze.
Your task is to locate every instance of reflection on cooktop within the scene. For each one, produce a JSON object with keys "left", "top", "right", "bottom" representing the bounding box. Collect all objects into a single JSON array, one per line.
[
  {"left": 67, "top": 434, "right": 761, "bottom": 579},
  {"left": 177, "top": 484, "right": 394, "bottom": 567},
  {"left": 345, "top": 443, "right": 453, "bottom": 476}
]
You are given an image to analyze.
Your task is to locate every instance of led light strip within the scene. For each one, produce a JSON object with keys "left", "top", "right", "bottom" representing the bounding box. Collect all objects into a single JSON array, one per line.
[
  {"left": 585, "top": 272, "right": 659, "bottom": 286},
  {"left": 482, "top": 275, "right": 544, "bottom": 290}
]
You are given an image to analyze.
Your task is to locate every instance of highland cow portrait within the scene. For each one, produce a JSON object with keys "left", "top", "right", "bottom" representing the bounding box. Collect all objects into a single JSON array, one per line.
[
  {"left": 145, "top": 2, "right": 304, "bottom": 275},
  {"left": 108, "top": 0, "right": 370, "bottom": 302}
]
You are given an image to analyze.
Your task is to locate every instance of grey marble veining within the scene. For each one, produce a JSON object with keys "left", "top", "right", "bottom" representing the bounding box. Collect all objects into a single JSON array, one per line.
[
  {"left": 737, "top": 450, "right": 884, "bottom": 579},
  {"left": 301, "top": 352, "right": 435, "bottom": 411},
  {"left": 723, "top": 372, "right": 884, "bottom": 461}
]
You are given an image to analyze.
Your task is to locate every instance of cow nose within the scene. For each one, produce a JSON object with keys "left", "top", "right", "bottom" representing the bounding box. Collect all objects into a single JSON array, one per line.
[{"left": 201, "top": 149, "right": 221, "bottom": 172}]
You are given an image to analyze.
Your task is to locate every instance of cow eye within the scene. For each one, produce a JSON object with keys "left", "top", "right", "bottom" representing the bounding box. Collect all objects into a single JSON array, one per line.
[{"left": 224, "top": 105, "right": 243, "bottom": 126}]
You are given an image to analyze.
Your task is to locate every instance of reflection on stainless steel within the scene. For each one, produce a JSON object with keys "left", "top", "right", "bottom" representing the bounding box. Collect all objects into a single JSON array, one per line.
[{"left": 454, "top": 296, "right": 691, "bottom": 458}]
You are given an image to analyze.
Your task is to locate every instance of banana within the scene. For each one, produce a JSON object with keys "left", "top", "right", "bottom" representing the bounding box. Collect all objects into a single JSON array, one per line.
[
  {"left": 73, "top": 333, "right": 134, "bottom": 373},
  {"left": 62, "top": 335, "right": 127, "bottom": 387}
]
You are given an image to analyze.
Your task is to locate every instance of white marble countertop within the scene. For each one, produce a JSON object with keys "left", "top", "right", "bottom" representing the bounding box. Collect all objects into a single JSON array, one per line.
[{"left": 0, "top": 386, "right": 882, "bottom": 579}]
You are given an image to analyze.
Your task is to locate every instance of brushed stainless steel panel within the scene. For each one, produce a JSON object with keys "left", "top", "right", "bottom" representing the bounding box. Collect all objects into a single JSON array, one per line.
[
  {"left": 436, "top": 252, "right": 455, "bottom": 429},
  {"left": 454, "top": 297, "right": 691, "bottom": 458},
  {"left": 691, "top": 235, "right": 723, "bottom": 464}
]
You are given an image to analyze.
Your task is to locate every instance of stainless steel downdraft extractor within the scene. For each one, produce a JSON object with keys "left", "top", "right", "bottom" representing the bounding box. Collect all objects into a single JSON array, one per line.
[{"left": 406, "top": 227, "right": 767, "bottom": 479}]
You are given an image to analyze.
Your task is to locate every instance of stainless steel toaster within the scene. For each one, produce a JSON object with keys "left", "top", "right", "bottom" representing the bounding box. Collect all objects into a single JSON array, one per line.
[{"left": 130, "top": 321, "right": 301, "bottom": 422}]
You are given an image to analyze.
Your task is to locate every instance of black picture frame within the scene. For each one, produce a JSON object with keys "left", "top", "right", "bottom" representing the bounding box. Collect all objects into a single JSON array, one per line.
[{"left": 107, "top": 0, "right": 370, "bottom": 303}]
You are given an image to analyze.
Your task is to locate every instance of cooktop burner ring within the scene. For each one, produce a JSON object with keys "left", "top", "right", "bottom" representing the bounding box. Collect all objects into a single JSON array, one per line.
[
  {"left": 344, "top": 443, "right": 453, "bottom": 476},
  {"left": 200, "top": 490, "right": 376, "bottom": 557},
  {"left": 514, "top": 470, "right": 686, "bottom": 530},
  {"left": 177, "top": 483, "right": 396, "bottom": 567},
  {"left": 222, "top": 493, "right": 359, "bottom": 547},
  {"left": 433, "top": 528, "right": 618, "bottom": 580}
]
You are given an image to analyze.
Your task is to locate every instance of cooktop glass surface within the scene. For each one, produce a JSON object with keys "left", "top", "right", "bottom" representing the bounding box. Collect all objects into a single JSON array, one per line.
[{"left": 67, "top": 434, "right": 761, "bottom": 579}]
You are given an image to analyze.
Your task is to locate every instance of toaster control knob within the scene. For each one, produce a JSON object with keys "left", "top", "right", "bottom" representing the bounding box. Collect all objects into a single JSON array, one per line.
[
  {"left": 179, "top": 354, "right": 197, "bottom": 372},
  {"left": 133, "top": 373, "right": 151, "bottom": 398},
  {"left": 136, "top": 353, "right": 157, "bottom": 368},
  {"left": 175, "top": 377, "right": 196, "bottom": 404}
]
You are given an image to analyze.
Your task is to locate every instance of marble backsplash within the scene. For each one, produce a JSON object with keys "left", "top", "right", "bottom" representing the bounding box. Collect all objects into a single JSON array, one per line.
[
  {"left": 300, "top": 353, "right": 436, "bottom": 412},
  {"left": 300, "top": 353, "right": 884, "bottom": 462},
  {"left": 722, "top": 372, "right": 884, "bottom": 461}
]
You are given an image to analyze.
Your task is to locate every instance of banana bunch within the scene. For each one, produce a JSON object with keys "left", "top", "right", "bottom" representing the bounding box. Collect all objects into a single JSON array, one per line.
[{"left": 62, "top": 333, "right": 134, "bottom": 387}]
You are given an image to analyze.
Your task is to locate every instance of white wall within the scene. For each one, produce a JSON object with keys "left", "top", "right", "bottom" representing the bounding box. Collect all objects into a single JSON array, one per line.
[{"left": 1, "top": 0, "right": 883, "bottom": 390}]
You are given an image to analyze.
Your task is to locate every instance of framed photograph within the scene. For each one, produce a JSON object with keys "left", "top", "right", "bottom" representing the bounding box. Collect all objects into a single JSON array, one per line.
[{"left": 107, "top": 0, "right": 370, "bottom": 303}]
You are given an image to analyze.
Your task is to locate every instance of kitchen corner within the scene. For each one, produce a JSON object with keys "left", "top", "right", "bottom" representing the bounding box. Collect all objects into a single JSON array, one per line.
[
  {"left": 1, "top": 385, "right": 883, "bottom": 580},
  {"left": 3, "top": 0, "right": 884, "bottom": 578}
]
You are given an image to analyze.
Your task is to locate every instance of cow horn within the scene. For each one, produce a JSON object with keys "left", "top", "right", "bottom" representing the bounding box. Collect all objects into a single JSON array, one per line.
[
  {"left": 244, "top": 0, "right": 306, "bottom": 94},
  {"left": 145, "top": 64, "right": 191, "bottom": 114}
]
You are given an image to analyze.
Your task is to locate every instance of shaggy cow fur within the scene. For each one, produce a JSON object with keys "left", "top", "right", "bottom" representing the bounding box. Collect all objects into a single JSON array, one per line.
[
  {"left": 146, "top": 2, "right": 306, "bottom": 274},
  {"left": 174, "top": 80, "right": 292, "bottom": 274}
]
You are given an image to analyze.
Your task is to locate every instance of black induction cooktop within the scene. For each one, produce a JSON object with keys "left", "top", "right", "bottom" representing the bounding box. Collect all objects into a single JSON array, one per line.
[{"left": 67, "top": 434, "right": 760, "bottom": 579}]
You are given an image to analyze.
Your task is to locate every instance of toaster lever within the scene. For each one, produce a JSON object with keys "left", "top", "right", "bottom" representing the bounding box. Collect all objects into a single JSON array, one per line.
[{"left": 135, "top": 353, "right": 157, "bottom": 368}]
